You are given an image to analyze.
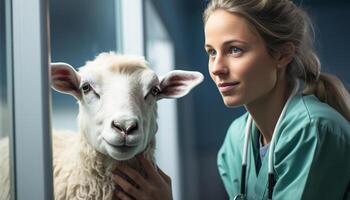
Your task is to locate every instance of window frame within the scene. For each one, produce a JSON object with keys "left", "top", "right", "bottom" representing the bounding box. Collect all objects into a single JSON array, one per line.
[{"left": 10, "top": 0, "right": 53, "bottom": 199}]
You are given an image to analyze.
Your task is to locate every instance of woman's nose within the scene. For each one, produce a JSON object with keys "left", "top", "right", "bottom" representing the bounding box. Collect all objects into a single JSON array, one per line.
[{"left": 210, "top": 55, "right": 229, "bottom": 76}]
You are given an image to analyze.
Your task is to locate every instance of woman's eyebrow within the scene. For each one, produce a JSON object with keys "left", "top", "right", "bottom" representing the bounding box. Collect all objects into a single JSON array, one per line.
[
  {"left": 205, "top": 39, "right": 248, "bottom": 48},
  {"left": 204, "top": 44, "right": 213, "bottom": 48},
  {"left": 223, "top": 39, "right": 248, "bottom": 45}
]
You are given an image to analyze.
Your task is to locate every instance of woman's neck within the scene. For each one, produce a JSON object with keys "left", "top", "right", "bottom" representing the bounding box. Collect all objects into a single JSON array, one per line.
[{"left": 245, "top": 80, "right": 291, "bottom": 145}]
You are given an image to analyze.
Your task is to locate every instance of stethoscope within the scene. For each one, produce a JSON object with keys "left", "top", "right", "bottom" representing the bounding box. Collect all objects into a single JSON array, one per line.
[{"left": 234, "top": 81, "right": 300, "bottom": 200}]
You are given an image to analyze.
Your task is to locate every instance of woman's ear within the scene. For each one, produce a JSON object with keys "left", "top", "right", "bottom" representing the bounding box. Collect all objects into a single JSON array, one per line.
[{"left": 276, "top": 42, "right": 295, "bottom": 69}]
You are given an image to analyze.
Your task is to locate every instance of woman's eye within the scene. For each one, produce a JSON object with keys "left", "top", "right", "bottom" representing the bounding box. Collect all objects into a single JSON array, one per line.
[
  {"left": 206, "top": 49, "right": 217, "bottom": 57},
  {"left": 228, "top": 46, "right": 243, "bottom": 55},
  {"left": 81, "top": 83, "right": 91, "bottom": 94}
]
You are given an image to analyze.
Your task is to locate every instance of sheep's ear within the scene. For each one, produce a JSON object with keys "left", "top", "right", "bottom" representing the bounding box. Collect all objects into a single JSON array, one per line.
[
  {"left": 51, "top": 62, "right": 82, "bottom": 99},
  {"left": 158, "top": 70, "right": 204, "bottom": 99}
]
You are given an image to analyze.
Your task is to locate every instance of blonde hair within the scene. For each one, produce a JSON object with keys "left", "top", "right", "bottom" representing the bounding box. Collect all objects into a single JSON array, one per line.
[{"left": 204, "top": 0, "right": 350, "bottom": 122}]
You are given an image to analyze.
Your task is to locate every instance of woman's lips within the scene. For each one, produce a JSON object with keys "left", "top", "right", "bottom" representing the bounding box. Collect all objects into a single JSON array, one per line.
[{"left": 218, "top": 82, "right": 240, "bottom": 93}]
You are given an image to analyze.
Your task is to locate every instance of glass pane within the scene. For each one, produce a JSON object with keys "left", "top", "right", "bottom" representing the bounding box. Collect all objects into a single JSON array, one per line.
[
  {"left": 50, "top": 0, "right": 119, "bottom": 131},
  {"left": 0, "top": 0, "right": 12, "bottom": 199}
]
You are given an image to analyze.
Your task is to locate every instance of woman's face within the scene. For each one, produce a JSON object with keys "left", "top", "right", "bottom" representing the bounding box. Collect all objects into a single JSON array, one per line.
[{"left": 205, "top": 10, "right": 279, "bottom": 107}]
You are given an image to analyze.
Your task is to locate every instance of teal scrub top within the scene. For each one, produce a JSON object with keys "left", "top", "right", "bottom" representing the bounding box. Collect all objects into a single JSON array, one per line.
[{"left": 218, "top": 94, "right": 350, "bottom": 200}]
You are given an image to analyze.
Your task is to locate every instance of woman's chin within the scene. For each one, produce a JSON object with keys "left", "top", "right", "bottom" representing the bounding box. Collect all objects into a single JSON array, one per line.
[{"left": 222, "top": 96, "right": 243, "bottom": 108}]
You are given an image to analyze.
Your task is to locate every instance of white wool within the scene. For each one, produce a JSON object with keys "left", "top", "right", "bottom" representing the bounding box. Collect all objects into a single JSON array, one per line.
[
  {"left": 0, "top": 137, "right": 10, "bottom": 200},
  {"left": 52, "top": 130, "right": 155, "bottom": 200},
  {"left": 53, "top": 130, "right": 115, "bottom": 199}
]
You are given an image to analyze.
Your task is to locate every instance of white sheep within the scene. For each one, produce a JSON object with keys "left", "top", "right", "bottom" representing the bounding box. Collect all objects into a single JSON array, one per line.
[
  {"left": 0, "top": 52, "right": 204, "bottom": 199},
  {"left": 0, "top": 137, "right": 10, "bottom": 200}
]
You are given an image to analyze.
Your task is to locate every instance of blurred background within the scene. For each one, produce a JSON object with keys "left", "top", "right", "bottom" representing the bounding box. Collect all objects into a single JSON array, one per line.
[{"left": 1, "top": 0, "right": 350, "bottom": 199}]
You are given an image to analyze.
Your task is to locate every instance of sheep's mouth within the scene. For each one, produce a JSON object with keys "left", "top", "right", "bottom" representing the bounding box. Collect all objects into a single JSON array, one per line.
[
  {"left": 115, "top": 145, "right": 134, "bottom": 152},
  {"left": 103, "top": 138, "right": 135, "bottom": 152}
]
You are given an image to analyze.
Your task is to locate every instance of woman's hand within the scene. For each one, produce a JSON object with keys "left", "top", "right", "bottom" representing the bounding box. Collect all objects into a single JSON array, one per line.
[{"left": 113, "top": 154, "right": 173, "bottom": 200}]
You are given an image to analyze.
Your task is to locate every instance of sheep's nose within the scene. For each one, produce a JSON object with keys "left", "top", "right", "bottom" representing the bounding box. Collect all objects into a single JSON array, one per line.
[{"left": 111, "top": 118, "right": 138, "bottom": 135}]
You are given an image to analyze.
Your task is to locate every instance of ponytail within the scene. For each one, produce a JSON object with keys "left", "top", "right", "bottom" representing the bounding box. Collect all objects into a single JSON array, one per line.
[{"left": 303, "top": 73, "right": 350, "bottom": 122}]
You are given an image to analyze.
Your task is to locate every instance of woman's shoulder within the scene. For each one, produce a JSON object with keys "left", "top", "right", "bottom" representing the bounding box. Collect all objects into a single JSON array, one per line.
[
  {"left": 278, "top": 94, "right": 350, "bottom": 146},
  {"left": 304, "top": 94, "right": 347, "bottom": 121},
  {"left": 288, "top": 94, "right": 349, "bottom": 130},
  {"left": 275, "top": 94, "right": 350, "bottom": 179}
]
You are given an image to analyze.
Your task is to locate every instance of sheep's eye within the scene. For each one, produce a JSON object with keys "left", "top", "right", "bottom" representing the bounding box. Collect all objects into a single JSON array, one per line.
[
  {"left": 145, "top": 86, "right": 160, "bottom": 100},
  {"left": 150, "top": 86, "right": 160, "bottom": 96},
  {"left": 81, "top": 83, "right": 91, "bottom": 94}
]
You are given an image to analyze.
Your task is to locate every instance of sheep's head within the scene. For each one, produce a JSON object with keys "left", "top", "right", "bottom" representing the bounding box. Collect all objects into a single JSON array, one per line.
[{"left": 51, "top": 52, "right": 203, "bottom": 161}]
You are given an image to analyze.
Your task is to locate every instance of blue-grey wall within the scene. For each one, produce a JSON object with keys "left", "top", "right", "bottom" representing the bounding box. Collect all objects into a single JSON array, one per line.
[{"left": 152, "top": 0, "right": 350, "bottom": 199}]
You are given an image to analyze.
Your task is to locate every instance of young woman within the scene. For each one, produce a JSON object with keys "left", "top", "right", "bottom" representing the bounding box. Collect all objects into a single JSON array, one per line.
[{"left": 113, "top": 0, "right": 350, "bottom": 199}]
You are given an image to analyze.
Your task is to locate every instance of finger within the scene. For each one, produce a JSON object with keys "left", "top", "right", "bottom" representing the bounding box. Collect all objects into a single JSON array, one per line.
[
  {"left": 113, "top": 174, "right": 142, "bottom": 199},
  {"left": 137, "top": 154, "right": 160, "bottom": 180},
  {"left": 157, "top": 166, "right": 171, "bottom": 184},
  {"left": 115, "top": 191, "right": 133, "bottom": 200},
  {"left": 116, "top": 164, "right": 148, "bottom": 187}
]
